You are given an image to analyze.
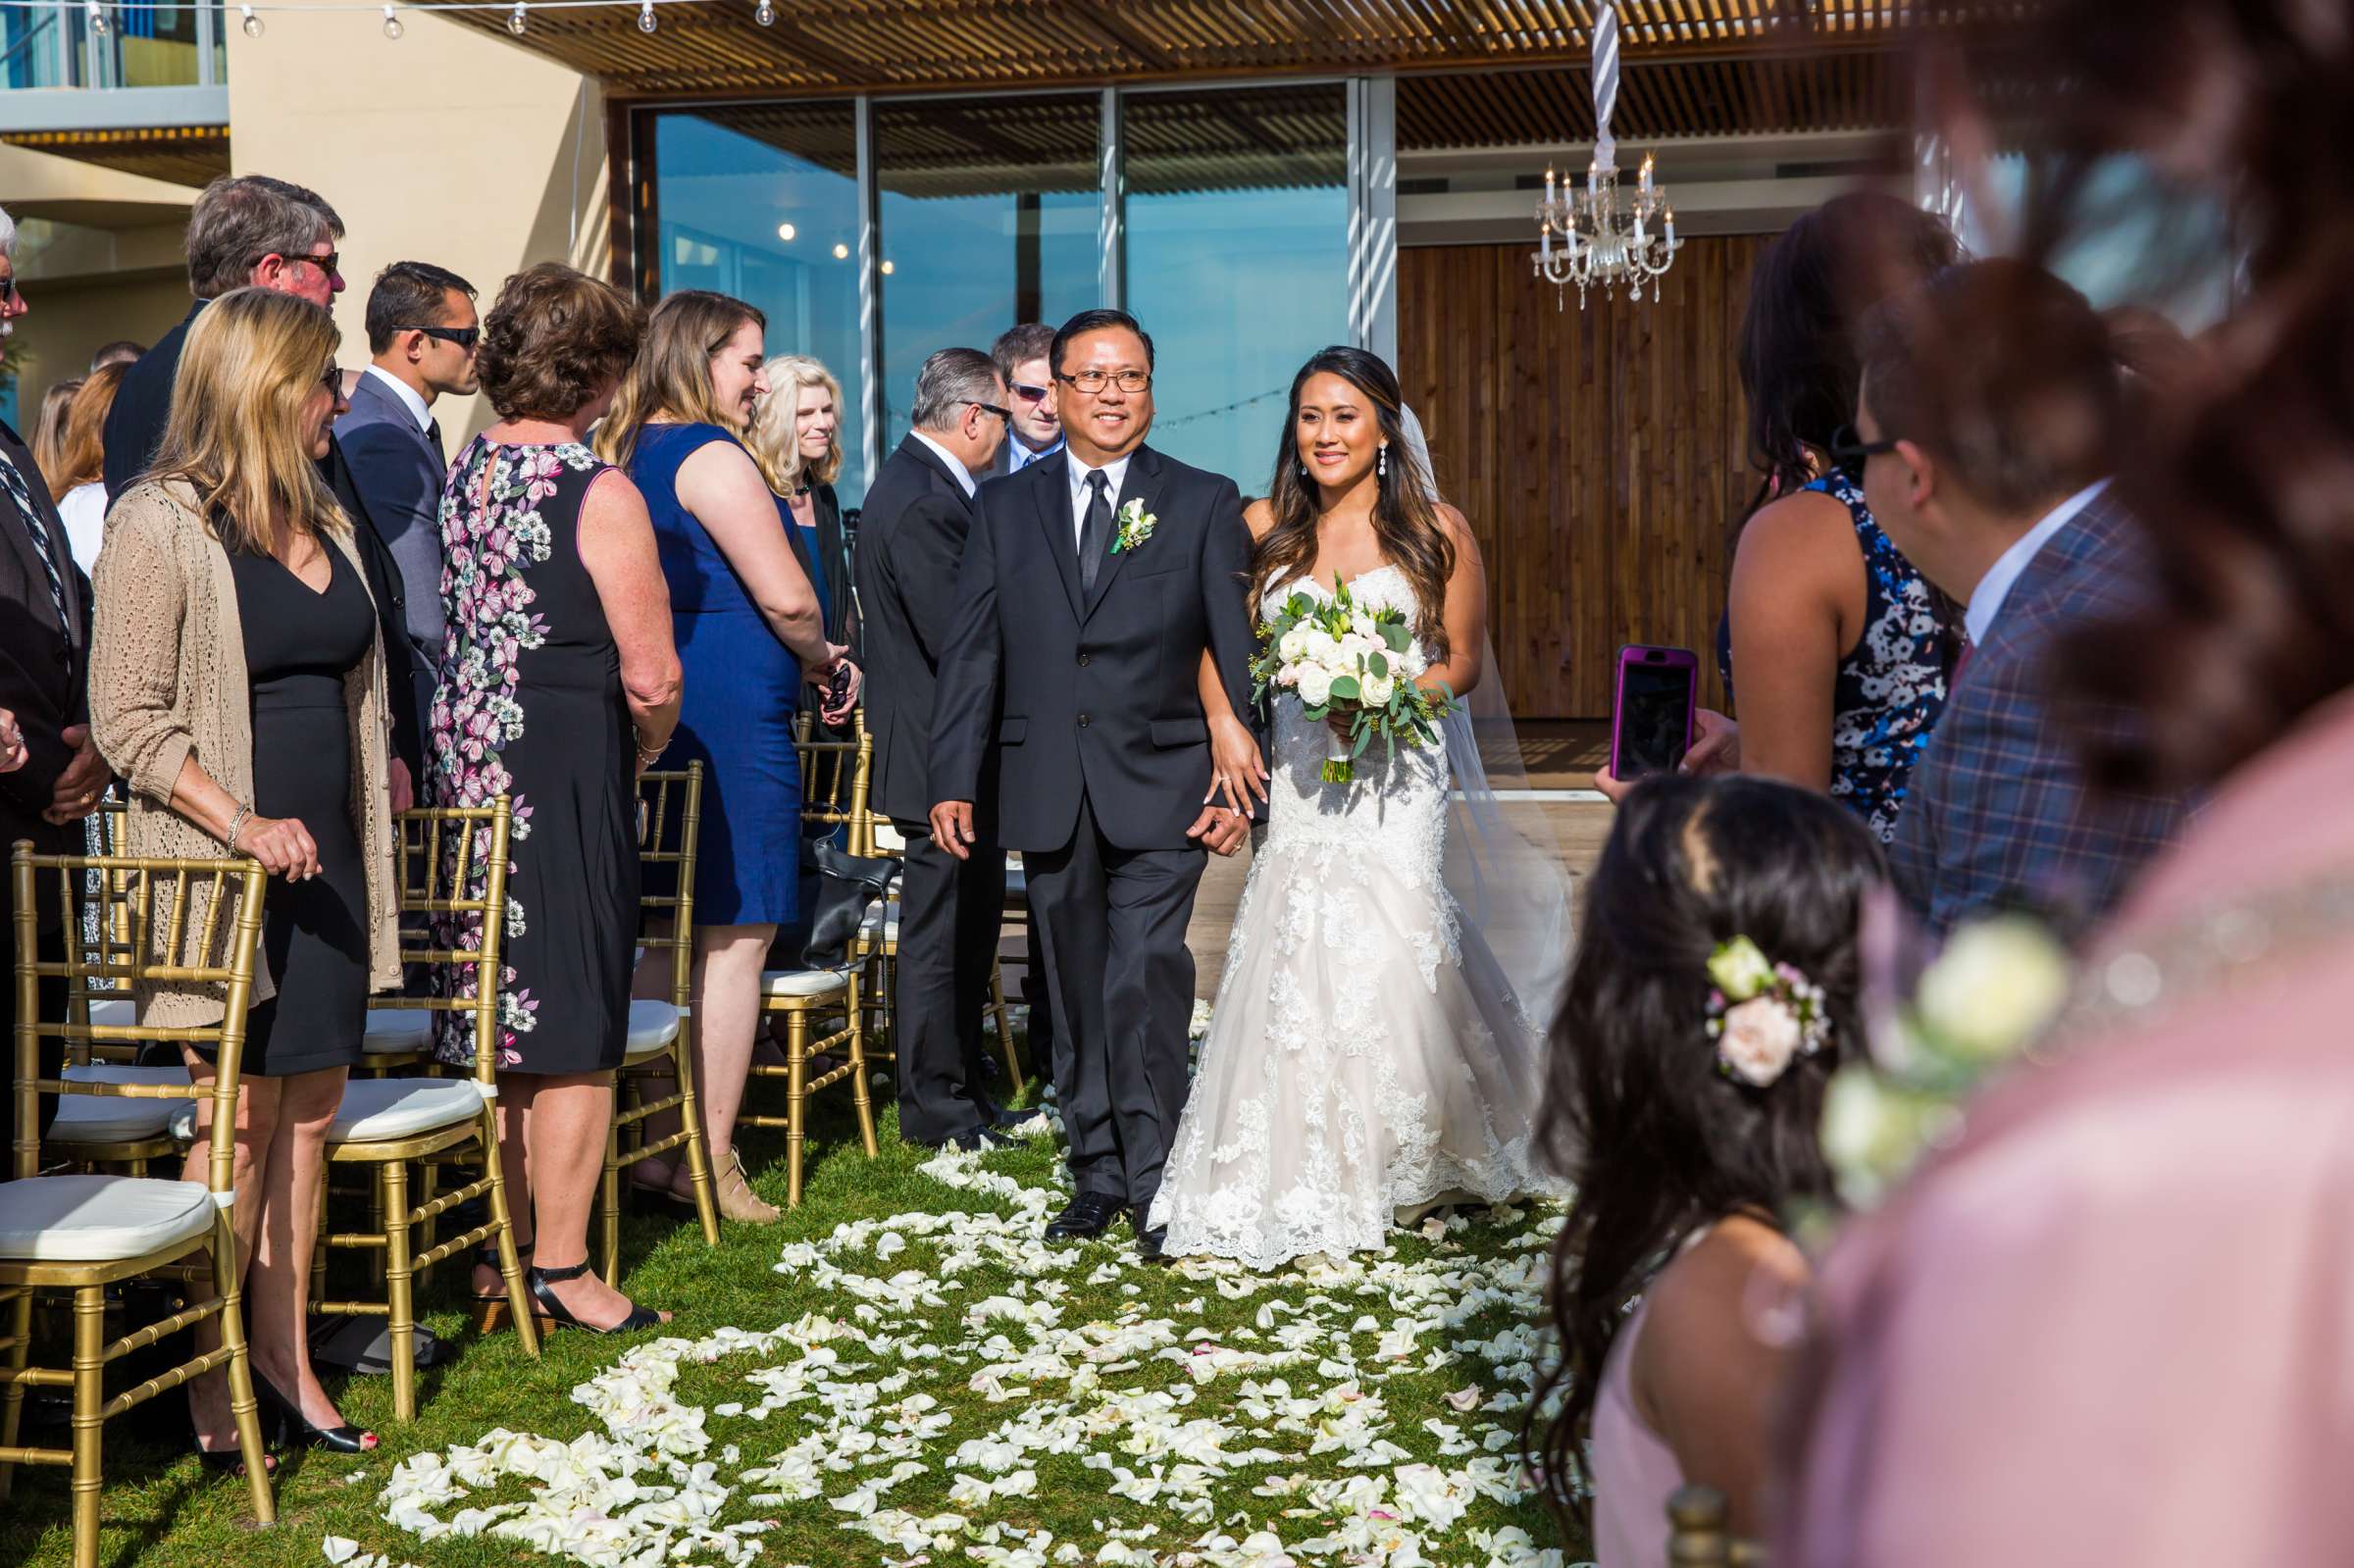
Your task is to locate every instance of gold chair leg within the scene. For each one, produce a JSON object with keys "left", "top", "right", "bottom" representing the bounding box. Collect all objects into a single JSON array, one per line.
[
  {"left": 382, "top": 1159, "right": 416, "bottom": 1423},
  {"left": 786, "top": 1009, "right": 808, "bottom": 1210},
  {"left": 989, "top": 959, "right": 1025, "bottom": 1097},
  {"left": 367, "top": 1161, "right": 386, "bottom": 1290},
  {"left": 599, "top": 1114, "right": 624, "bottom": 1288},
  {"left": 846, "top": 972, "right": 878, "bottom": 1160},
  {"left": 70, "top": 1285, "right": 104, "bottom": 1568},
  {"left": 214, "top": 1207, "right": 275, "bottom": 1524},
  {"left": 674, "top": 1040, "right": 719, "bottom": 1246},
  {"left": 480, "top": 1106, "right": 538, "bottom": 1358},
  {"left": 0, "top": 1287, "right": 29, "bottom": 1500}
]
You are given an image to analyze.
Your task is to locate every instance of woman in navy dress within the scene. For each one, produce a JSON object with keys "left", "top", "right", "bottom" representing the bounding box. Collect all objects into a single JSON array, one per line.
[{"left": 596, "top": 291, "right": 859, "bottom": 1225}]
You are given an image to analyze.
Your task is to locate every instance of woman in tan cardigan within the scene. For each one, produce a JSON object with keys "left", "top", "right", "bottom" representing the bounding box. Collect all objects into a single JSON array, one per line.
[{"left": 90, "top": 288, "right": 399, "bottom": 1462}]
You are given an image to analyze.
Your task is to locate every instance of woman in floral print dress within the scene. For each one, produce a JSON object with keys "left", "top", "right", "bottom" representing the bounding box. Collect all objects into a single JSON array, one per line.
[{"left": 429, "top": 264, "right": 682, "bottom": 1334}]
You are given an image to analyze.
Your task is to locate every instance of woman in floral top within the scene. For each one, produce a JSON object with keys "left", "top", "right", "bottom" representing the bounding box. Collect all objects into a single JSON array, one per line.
[{"left": 430, "top": 264, "right": 682, "bottom": 1335}]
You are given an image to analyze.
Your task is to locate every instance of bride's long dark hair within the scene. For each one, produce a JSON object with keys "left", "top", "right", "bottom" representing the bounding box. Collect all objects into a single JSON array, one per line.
[
  {"left": 1526, "top": 775, "right": 1878, "bottom": 1524},
  {"left": 1249, "top": 346, "right": 1455, "bottom": 661}
]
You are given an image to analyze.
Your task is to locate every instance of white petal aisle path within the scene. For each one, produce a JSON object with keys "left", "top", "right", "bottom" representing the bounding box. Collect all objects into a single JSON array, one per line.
[{"left": 4, "top": 1109, "right": 1585, "bottom": 1568}]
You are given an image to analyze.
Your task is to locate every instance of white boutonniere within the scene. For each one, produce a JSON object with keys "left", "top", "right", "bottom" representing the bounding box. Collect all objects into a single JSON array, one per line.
[{"left": 1110, "top": 497, "right": 1156, "bottom": 554}]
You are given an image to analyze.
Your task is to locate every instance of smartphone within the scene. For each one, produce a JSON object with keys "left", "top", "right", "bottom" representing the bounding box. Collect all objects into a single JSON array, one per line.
[{"left": 1610, "top": 644, "right": 1699, "bottom": 782}]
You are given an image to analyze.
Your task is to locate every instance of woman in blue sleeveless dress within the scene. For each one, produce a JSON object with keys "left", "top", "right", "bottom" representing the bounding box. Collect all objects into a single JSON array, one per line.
[{"left": 595, "top": 290, "right": 858, "bottom": 1225}]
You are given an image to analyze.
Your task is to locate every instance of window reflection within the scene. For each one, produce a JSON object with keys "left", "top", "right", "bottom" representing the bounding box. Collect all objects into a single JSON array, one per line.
[
  {"left": 1, "top": 3, "right": 69, "bottom": 87},
  {"left": 875, "top": 94, "right": 1100, "bottom": 452},
  {"left": 648, "top": 103, "right": 869, "bottom": 501},
  {"left": 111, "top": 1, "right": 203, "bottom": 86},
  {"left": 1123, "top": 84, "right": 1349, "bottom": 492}
]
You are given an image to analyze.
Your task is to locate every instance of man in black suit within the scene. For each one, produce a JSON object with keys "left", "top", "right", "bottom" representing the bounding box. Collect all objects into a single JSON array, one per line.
[
  {"left": 857, "top": 349, "right": 1016, "bottom": 1150},
  {"left": 0, "top": 218, "right": 109, "bottom": 1162},
  {"left": 929, "top": 309, "right": 1253, "bottom": 1258},
  {"left": 102, "top": 174, "right": 422, "bottom": 786},
  {"left": 335, "top": 261, "right": 479, "bottom": 755}
]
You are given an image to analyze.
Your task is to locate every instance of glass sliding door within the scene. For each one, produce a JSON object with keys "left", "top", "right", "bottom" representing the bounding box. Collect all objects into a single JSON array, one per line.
[
  {"left": 1122, "top": 83, "right": 1350, "bottom": 493},
  {"left": 874, "top": 93, "right": 1100, "bottom": 452},
  {"left": 646, "top": 103, "right": 869, "bottom": 502}
]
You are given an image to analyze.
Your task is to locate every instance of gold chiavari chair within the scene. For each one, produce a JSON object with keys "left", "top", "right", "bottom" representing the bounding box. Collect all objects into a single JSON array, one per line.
[
  {"left": 311, "top": 801, "right": 537, "bottom": 1423},
  {"left": 599, "top": 764, "right": 720, "bottom": 1284},
  {"left": 1666, "top": 1484, "right": 1768, "bottom": 1567},
  {"left": 1, "top": 842, "right": 276, "bottom": 1567},
  {"left": 743, "top": 715, "right": 877, "bottom": 1207},
  {"left": 851, "top": 820, "right": 1024, "bottom": 1094}
]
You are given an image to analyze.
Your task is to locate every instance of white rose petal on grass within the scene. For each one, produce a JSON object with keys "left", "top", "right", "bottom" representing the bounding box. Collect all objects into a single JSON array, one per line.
[{"left": 321, "top": 1539, "right": 361, "bottom": 1566}]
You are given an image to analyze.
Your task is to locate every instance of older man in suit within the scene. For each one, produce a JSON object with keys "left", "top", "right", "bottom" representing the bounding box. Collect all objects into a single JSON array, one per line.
[
  {"left": 856, "top": 348, "right": 1016, "bottom": 1150},
  {"left": 335, "top": 261, "right": 479, "bottom": 751},
  {"left": 1858, "top": 260, "right": 2189, "bottom": 938},
  {"left": 0, "top": 213, "right": 109, "bottom": 1159}
]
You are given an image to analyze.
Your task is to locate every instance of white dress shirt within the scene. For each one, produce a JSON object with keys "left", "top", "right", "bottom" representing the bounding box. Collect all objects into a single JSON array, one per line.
[
  {"left": 56, "top": 481, "right": 107, "bottom": 574},
  {"left": 910, "top": 430, "right": 977, "bottom": 498},
  {"left": 362, "top": 362, "right": 435, "bottom": 435},
  {"left": 1006, "top": 433, "right": 1064, "bottom": 475},
  {"left": 1962, "top": 478, "right": 2111, "bottom": 647},
  {"left": 1066, "top": 451, "right": 1132, "bottom": 551}
]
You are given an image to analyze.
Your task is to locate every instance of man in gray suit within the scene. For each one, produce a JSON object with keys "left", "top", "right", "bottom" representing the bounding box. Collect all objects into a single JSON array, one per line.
[{"left": 335, "top": 261, "right": 479, "bottom": 753}]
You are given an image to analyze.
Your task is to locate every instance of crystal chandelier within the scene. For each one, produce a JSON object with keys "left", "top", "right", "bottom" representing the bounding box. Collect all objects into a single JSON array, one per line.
[{"left": 1532, "top": 6, "right": 1679, "bottom": 309}]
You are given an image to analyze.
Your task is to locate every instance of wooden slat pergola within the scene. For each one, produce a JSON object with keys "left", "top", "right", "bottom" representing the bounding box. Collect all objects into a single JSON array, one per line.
[{"left": 425, "top": 0, "right": 2000, "bottom": 112}]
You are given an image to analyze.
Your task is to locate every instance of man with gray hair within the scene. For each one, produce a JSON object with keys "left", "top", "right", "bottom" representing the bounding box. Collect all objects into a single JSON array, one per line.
[
  {"left": 853, "top": 346, "right": 1018, "bottom": 1150},
  {"left": 102, "top": 173, "right": 346, "bottom": 499}
]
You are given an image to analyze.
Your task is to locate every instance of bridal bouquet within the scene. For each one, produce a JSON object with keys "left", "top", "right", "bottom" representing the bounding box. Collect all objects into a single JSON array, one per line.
[{"left": 1252, "top": 582, "right": 1458, "bottom": 784}]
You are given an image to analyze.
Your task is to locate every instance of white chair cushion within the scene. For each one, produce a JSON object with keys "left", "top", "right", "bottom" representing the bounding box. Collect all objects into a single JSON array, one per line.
[
  {"left": 86, "top": 997, "right": 136, "bottom": 1029},
  {"left": 0, "top": 1173, "right": 217, "bottom": 1262},
  {"left": 1004, "top": 861, "right": 1026, "bottom": 898},
  {"left": 623, "top": 999, "right": 684, "bottom": 1063},
  {"left": 361, "top": 1008, "right": 434, "bottom": 1055},
  {"left": 49, "top": 1065, "right": 196, "bottom": 1144},
  {"left": 871, "top": 821, "right": 908, "bottom": 854},
  {"left": 857, "top": 901, "right": 901, "bottom": 944},
  {"left": 760, "top": 968, "right": 849, "bottom": 999},
  {"left": 328, "top": 1078, "right": 486, "bottom": 1143}
]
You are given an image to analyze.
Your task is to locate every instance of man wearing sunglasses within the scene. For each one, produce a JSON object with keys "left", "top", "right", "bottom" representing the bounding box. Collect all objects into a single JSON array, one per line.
[
  {"left": 985, "top": 322, "right": 1065, "bottom": 479},
  {"left": 335, "top": 261, "right": 480, "bottom": 754}
]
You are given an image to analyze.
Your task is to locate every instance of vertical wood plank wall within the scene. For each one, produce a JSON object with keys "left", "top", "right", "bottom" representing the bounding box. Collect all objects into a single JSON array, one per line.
[{"left": 1398, "top": 234, "right": 1768, "bottom": 718}]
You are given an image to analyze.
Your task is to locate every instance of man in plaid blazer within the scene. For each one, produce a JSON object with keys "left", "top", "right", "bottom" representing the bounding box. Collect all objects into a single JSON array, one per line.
[{"left": 1857, "top": 261, "right": 2190, "bottom": 938}]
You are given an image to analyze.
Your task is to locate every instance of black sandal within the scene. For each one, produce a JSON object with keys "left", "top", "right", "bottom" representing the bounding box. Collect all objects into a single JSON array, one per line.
[
  {"left": 526, "top": 1260, "right": 668, "bottom": 1336},
  {"left": 471, "top": 1238, "right": 534, "bottom": 1333}
]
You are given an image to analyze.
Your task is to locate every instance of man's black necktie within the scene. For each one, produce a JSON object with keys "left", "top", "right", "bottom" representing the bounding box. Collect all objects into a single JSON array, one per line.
[
  {"left": 425, "top": 419, "right": 446, "bottom": 470},
  {"left": 1079, "top": 470, "right": 1112, "bottom": 594}
]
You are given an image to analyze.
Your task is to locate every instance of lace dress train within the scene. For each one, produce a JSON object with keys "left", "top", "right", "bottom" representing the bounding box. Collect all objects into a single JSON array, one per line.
[{"left": 1146, "top": 567, "right": 1561, "bottom": 1270}]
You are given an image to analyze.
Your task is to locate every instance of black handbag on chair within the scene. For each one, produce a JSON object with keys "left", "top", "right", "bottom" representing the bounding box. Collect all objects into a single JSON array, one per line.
[{"left": 799, "top": 840, "right": 896, "bottom": 970}]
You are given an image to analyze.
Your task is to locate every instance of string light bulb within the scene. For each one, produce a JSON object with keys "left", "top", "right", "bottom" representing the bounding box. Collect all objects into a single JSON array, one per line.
[
  {"left": 832, "top": 242, "right": 849, "bottom": 260},
  {"left": 381, "top": 3, "right": 402, "bottom": 37},
  {"left": 239, "top": 2, "right": 261, "bottom": 35},
  {"left": 754, "top": 0, "right": 774, "bottom": 22},
  {"left": 85, "top": 0, "right": 107, "bottom": 37},
  {"left": 637, "top": 0, "right": 656, "bottom": 30},
  {"left": 506, "top": 0, "right": 526, "bottom": 29},
  {"left": 776, "top": 222, "right": 796, "bottom": 241}
]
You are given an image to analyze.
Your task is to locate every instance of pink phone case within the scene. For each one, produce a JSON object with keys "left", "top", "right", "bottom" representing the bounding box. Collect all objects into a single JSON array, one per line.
[{"left": 1610, "top": 644, "right": 1699, "bottom": 781}]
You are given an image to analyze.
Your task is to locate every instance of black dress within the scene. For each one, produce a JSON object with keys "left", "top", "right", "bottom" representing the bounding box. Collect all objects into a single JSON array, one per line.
[
  {"left": 428, "top": 439, "right": 636, "bottom": 1076},
  {"left": 218, "top": 542, "right": 375, "bottom": 1077}
]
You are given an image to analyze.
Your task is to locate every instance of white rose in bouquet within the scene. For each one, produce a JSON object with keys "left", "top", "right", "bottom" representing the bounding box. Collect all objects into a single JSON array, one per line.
[
  {"left": 1277, "top": 626, "right": 1312, "bottom": 663},
  {"left": 1362, "top": 672, "right": 1397, "bottom": 707},
  {"left": 1297, "top": 667, "right": 1335, "bottom": 707},
  {"left": 1351, "top": 610, "right": 1381, "bottom": 636},
  {"left": 1915, "top": 916, "right": 2071, "bottom": 1060},
  {"left": 1304, "top": 629, "right": 1341, "bottom": 664}
]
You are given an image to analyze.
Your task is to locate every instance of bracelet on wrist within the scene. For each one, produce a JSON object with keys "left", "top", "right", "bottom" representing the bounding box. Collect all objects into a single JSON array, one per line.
[{"left": 225, "top": 803, "right": 251, "bottom": 852}]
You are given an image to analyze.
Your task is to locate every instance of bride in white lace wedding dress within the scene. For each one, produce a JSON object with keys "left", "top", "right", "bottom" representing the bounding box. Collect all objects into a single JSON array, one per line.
[{"left": 1145, "top": 354, "right": 1571, "bottom": 1271}]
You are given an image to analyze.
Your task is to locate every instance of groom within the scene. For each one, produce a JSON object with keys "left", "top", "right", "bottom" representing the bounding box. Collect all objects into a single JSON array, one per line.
[{"left": 929, "top": 308, "right": 1255, "bottom": 1259}]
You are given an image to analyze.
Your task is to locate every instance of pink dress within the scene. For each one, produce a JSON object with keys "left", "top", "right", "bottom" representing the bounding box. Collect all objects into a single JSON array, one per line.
[
  {"left": 1591, "top": 1292, "right": 1690, "bottom": 1568},
  {"left": 1778, "top": 689, "right": 2354, "bottom": 1565}
]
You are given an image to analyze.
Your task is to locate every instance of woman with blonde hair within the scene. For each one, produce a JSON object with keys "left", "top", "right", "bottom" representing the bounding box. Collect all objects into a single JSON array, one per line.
[
  {"left": 47, "top": 360, "right": 130, "bottom": 570},
  {"left": 91, "top": 286, "right": 400, "bottom": 1461},
  {"left": 746, "top": 353, "right": 853, "bottom": 655},
  {"left": 596, "top": 291, "right": 858, "bottom": 1223},
  {"left": 28, "top": 376, "right": 81, "bottom": 492}
]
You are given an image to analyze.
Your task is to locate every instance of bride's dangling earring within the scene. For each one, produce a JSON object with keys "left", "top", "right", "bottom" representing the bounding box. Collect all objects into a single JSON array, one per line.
[{"left": 1378, "top": 443, "right": 1388, "bottom": 481}]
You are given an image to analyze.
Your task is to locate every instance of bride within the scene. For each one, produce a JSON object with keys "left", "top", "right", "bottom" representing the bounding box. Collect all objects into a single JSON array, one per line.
[{"left": 1146, "top": 346, "right": 1571, "bottom": 1270}]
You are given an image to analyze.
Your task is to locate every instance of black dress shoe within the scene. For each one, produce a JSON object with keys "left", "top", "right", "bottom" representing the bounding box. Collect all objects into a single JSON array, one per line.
[
  {"left": 942, "top": 1125, "right": 1014, "bottom": 1152},
  {"left": 993, "top": 1104, "right": 1047, "bottom": 1131},
  {"left": 1136, "top": 1225, "right": 1171, "bottom": 1264},
  {"left": 1043, "top": 1192, "right": 1124, "bottom": 1241}
]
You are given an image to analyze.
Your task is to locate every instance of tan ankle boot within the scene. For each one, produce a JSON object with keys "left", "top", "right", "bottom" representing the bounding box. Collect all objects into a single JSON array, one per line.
[{"left": 712, "top": 1149, "right": 781, "bottom": 1225}]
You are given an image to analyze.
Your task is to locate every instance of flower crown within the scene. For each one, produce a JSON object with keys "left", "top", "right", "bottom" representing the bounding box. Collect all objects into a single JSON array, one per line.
[{"left": 1705, "top": 936, "right": 1833, "bottom": 1087}]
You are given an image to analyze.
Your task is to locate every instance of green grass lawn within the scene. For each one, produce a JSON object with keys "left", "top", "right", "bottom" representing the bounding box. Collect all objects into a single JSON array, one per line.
[{"left": 0, "top": 1081, "right": 1586, "bottom": 1568}]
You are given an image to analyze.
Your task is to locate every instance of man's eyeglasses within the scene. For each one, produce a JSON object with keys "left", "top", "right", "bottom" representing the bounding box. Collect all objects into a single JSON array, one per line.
[
  {"left": 408, "top": 325, "right": 481, "bottom": 350},
  {"left": 1058, "top": 369, "right": 1152, "bottom": 395},
  {"left": 972, "top": 401, "right": 1013, "bottom": 425},
  {"left": 261, "top": 250, "right": 341, "bottom": 280},
  {"left": 1009, "top": 381, "right": 1052, "bottom": 404},
  {"left": 1828, "top": 424, "right": 1901, "bottom": 468}
]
